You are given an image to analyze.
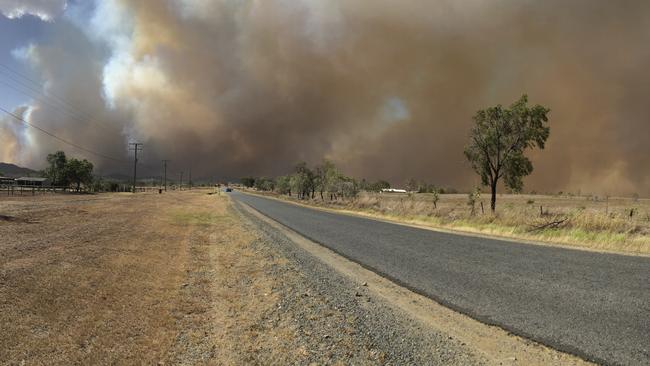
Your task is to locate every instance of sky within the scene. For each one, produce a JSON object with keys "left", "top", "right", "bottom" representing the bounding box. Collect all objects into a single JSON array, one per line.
[{"left": 0, "top": 0, "right": 649, "bottom": 196}]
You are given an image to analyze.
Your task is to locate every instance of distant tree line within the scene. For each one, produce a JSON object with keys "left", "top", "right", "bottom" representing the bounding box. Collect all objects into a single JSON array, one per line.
[{"left": 241, "top": 160, "right": 399, "bottom": 201}]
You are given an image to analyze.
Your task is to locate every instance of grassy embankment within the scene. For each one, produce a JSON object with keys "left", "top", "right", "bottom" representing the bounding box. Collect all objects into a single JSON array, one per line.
[{"left": 250, "top": 190, "right": 650, "bottom": 255}]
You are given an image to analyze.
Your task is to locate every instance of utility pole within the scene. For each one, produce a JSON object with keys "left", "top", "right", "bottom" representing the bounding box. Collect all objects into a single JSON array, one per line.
[
  {"left": 129, "top": 143, "right": 143, "bottom": 193},
  {"left": 162, "top": 160, "right": 170, "bottom": 191},
  {"left": 179, "top": 171, "right": 184, "bottom": 191},
  {"left": 189, "top": 168, "right": 192, "bottom": 190}
]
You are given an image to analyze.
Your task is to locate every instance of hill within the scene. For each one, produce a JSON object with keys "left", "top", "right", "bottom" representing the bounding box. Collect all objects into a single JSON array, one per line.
[{"left": 0, "top": 163, "right": 39, "bottom": 178}]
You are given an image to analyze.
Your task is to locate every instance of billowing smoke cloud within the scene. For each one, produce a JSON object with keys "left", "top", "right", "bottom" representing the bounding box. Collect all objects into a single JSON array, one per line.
[
  {"left": 0, "top": 0, "right": 67, "bottom": 21},
  {"left": 3, "top": 0, "right": 650, "bottom": 195}
]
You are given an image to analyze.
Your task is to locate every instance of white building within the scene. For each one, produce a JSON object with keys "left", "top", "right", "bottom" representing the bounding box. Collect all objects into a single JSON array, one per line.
[{"left": 381, "top": 188, "right": 407, "bottom": 193}]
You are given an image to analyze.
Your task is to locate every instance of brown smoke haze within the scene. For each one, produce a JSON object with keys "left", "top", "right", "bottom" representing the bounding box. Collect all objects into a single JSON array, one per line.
[{"left": 3, "top": 0, "right": 650, "bottom": 195}]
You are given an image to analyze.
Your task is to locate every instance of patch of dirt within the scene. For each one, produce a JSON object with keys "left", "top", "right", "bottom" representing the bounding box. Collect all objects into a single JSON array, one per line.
[{"left": 0, "top": 214, "right": 27, "bottom": 223}]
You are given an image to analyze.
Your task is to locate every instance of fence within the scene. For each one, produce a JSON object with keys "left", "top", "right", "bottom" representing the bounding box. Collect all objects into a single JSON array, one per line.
[
  {"left": 0, "top": 184, "right": 206, "bottom": 195},
  {"left": 0, "top": 184, "right": 73, "bottom": 196}
]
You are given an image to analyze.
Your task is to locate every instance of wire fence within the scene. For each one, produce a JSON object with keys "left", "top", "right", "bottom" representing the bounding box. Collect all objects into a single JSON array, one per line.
[
  {"left": 0, "top": 185, "right": 71, "bottom": 196},
  {"left": 0, "top": 184, "right": 212, "bottom": 196}
]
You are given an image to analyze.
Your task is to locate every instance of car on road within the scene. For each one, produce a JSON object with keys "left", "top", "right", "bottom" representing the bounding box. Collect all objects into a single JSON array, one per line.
[{"left": 225, "top": 187, "right": 233, "bottom": 192}]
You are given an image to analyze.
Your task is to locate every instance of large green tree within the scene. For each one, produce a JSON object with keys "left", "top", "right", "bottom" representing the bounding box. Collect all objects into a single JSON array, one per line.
[
  {"left": 66, "top": 158, "right": 94, "bottom": 192},
  {"left": 45, "top": 151, "right": 68, "bottom": 186},
  {"left": 240, "top": 177, "right": 256, "bottom": 188},
  {"left": 291, "top": 162, "right": 315, "bottom": 199},
  {"left": 45, "top": 151, "right": 94, "bottom": 191},
  {"left": 314, "top": 160, "right": 338, "bottom": 200},
  {"left": 275, "top": 175, "right": 292, "bottom": 195},
  {"left": 464, "top": 95, "right": 550, "bottom": 212}
]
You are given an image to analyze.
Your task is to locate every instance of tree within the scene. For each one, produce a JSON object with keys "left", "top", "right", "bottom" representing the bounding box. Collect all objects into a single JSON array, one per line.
[
  {"left": 314, "top": 160, "right": 340, "bottom": 199},
  {"left": 371, "top": 180, "right": 391, "bottom": 192},
  {"left": 333, "top": 175, "right": 359, "bottom": 199},
  {"left": 46, "top": 151, "right": 68, "bottom": 186},
  {"left": 241, "top": 177, "right": 256, "bottom": 188},
  {"left": 464, "top": 95, "right": 550, "bottom": 212},
  {"left": 405, "top": 178, "right": 418, "bottom": 193},
  {"left": 417, "top": 182, "right": 438, "bottom": 194},
  {"left": 66, "top": 158, "right": 94, "bottom": 192},
  {"left": 431, "top": 189, "right": 440, "bottom": 209},
  {"left": 254, "top": 177, "right": 275, "bottom": 191},
  {"left": 467, "top": 187, "right": 481, "bottom": 215},
  {"left": 275, "top": 175, "right": 291, "bottom": 195},
  {"left": 289, "top": 162, "right": 314, "bottom": 199}
]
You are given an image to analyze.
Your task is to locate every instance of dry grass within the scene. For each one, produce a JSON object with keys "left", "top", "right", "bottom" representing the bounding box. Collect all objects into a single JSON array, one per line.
[
  {"left": 0, "top": 193, "right": 191, "bottom": 364},
  {"left": 0, "top": 190, "right": 327, "bottom": 364},
  {"left": 258, "top": 191, "right": 650, "bottom": 255}
]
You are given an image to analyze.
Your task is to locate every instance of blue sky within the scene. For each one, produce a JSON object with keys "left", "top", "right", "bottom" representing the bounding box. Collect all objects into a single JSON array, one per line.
[
  {"left": 0, "top": 14, "right": 50, "bottom": 107},
  {"left": 0, "top": 0, "right": 91, "bottom": 109}
]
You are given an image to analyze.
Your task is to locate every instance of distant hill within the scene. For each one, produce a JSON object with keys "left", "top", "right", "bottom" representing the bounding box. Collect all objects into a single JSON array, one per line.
[{"left": 0, "top": 162, "right": 39, "bottom": 178}]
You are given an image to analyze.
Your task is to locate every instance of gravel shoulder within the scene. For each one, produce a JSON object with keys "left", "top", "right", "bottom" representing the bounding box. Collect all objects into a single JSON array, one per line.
[{"left": 229, "top": 197, "right": 488, "bottom": 365}]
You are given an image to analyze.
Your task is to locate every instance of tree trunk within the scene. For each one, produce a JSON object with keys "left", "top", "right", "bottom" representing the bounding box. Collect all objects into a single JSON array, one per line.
[{"left": 490, "top": 180, "right": 497, "bottom": 212}]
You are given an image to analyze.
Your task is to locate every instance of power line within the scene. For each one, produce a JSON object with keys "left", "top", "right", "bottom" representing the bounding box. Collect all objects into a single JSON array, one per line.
[
  {"left": 0, "top": 106, "right": 126, "bottom": 163},
  {"left": 0, "top": 63, "right": 171, "bottom": 176},
  {"left": 0, "top": 62, "right": 99, "bottom": 121},
  {"left": 0, "top": 70, "right": 81, "bottom": 115},
  {"left": 0, "top": 74, "right": 116, "bottom": 134}
]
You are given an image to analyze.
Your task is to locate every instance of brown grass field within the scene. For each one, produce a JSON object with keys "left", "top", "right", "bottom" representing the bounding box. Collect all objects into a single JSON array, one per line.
[
  {"left": 0, "top": 190, "right": 331, "bottom": 364},
  {"left": 254, "top": 190, "right": 650, "bottom": 255}
]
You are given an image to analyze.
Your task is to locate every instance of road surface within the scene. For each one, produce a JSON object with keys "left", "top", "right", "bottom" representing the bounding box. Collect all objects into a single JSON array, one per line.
[{"left": 232, "top": 192, "right": 650, "bottom": 366}]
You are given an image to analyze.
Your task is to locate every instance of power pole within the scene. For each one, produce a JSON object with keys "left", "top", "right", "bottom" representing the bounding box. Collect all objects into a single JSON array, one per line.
[
  {"left": 162, "top": 160, "right": 170, "bottom": 191},
  {"left": 179, "top": 171, "right": 184, "bottom": 191},
  {"left": 129, "top": 143, "right": 143, "bottom": 193}
]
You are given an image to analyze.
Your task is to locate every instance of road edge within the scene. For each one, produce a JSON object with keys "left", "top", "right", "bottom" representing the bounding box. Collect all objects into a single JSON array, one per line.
[
  {"left": 238, "top": 190, "right": 649, "bottom": 258},
  {"left": 235, "top": 198, "right": 597, "bottom": 366}
]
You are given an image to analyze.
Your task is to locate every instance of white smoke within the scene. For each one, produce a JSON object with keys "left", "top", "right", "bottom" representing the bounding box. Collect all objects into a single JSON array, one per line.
[{"left": 0, "top": 0, "right": 67, "bottom": 21}]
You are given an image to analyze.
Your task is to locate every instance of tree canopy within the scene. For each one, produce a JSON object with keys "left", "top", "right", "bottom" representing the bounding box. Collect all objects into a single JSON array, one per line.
[
  {"left": 67, "top": 158, "right": 94, "bottom": 191},
  {"left": 45, "top": 151, "right": 94, "bottom": 191},
  {"left": 464, "top": 95, "right": 550, "bottom": 211}
]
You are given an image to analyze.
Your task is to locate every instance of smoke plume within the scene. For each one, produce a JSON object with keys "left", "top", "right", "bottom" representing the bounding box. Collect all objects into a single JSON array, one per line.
[{"left": 2, "top": 0, "right": 650, "bottom": 195}]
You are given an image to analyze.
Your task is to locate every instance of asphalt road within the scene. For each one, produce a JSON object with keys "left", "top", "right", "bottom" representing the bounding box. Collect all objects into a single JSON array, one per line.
[{"left": 232, "top": 192, "right": 650, "bottom": 366}]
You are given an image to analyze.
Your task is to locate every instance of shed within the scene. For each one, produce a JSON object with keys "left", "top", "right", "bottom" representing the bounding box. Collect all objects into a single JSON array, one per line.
[
  {"left": 15, "top": 177, "right": 49, "bottom": 186},
  {"left": 0, "top": 176, "right": 15, "bottom": 185}
]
